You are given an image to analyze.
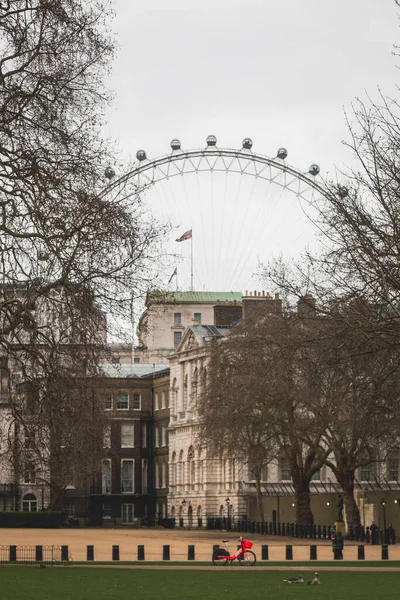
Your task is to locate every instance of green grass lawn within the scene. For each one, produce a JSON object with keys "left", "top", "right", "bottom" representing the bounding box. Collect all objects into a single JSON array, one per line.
[{"left": 0, "top": 568, "right": 399, "bottom": 600}]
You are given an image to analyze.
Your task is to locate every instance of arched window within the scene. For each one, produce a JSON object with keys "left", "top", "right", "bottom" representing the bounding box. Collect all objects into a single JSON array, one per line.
[
  {"left": 179, "top": 449, "right": 184, "bottom": 487},
  {"left": 22, "top": 493, "right": 37, "bottom": 512}
]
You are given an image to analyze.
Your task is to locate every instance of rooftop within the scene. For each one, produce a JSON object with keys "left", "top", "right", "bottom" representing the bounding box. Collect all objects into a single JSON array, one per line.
[
  {"left": 98, "top": 363, "right": 169, "bottom": 379},
  {"left": 146, "top": 290, "right": 242, "bottom": 305}
]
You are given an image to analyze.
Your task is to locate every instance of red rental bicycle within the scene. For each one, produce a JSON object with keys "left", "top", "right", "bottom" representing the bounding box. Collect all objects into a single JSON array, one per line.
[{"left": 212, "top": 536, "right": 256, "bottom": 566}]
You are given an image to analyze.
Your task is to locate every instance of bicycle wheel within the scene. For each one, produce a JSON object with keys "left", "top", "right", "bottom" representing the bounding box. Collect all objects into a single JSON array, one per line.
[
  {"left": 212, "top": 554, "right": 228, "bottom": 566},
  {"left": 238, "top": 550, "right": 256, "bottom": 566}
]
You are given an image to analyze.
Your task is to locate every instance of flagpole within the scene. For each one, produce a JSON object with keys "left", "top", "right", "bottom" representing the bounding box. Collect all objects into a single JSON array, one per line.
[{"left": 190, "top": 228, "right": 194, "bottom": 292}]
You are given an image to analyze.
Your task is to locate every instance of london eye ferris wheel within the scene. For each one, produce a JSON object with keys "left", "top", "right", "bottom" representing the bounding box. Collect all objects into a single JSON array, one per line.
[{"left": 101, "top": 135, "right": 329, "bottom": 294}]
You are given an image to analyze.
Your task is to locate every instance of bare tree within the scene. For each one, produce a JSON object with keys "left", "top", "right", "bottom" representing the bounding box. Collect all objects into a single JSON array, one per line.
[
  {"left": 0, "top": 1, "right": 169, "bottom": 507},
  {"left": 198, "top": 307, "right": 330, "bottom": 524}
]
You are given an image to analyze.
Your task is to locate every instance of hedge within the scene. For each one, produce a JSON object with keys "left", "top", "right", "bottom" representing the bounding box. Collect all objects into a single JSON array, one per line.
[{"left": 0, "top": 511, "right": 63, "bottom": 528}]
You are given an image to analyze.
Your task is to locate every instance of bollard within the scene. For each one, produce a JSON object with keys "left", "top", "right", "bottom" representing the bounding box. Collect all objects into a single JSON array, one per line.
[
  {"left": 261, "top": 545, "right": 269, "bottom": 560},
  {"left": 112, "top": 545, "right": 119, "bottom": 561},
  {"left": 35, "top": 545, "right": 43, "bottom": 562},
  {"left": 382, "top": 544, "right": 389, "bottom": 560},
  {"left": 138, "top": 545, "right": 145, "bottom": 561},
  {"left": 61, "top": 545, "right": 69, "bottom": 561},
  {"left": 163, "top": 545, "right": 170, "bottom": 560},
  {"left": 87, "top": 545, "right": 94, "bottom": 561},
  {"left": 9, "top": 545, "right": 16, "bottom": 562},
  {"left": 286, "top": 545, "right": 293, "bottom": 560},
  {"left": 188, "top": 545, "right": 195, "bottom": 561},
  {"left": 357, "top": 545, "right": 365, "bottom": 560},
  {"left": 310, "top": 545, "right": 317, "bottom": 560}
]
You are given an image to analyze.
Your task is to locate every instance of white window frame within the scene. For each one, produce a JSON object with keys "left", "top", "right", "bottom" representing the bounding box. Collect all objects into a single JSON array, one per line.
[
  {"left": 121, "top": 503, "right": 134, "bottom": 524},
  {"left": 161, "top": 426, "right": 167, "bottom": 447},
  {"left": 132, "top": 393, "right": 141, "bottom": 410},
  {"left": 121, "top": 459, "right": 134, "bottom": 493},
  {"left": 116, "top": 392, "right": 129, "bottom": 410},
  {"left": 155, "top": 427, "right": 159, "bottom": 448},
  {"left": 104, "top": 392, "right": 113, "bottom": 410},
  {"left": 162, "top": 462, "right": 167, "bottom": 488},
  {"left": 103, "top": 423, "right": 111, "bottom": 448},
  {"left": 121, "top": 423, "right": 135, "bottom": 448},
  {"left": 161, "top": 391, "right": 166, "bottom": 409},
  {"left": 154, "top": 392, "right": 159, "bottom": 411},
  {"left": 155, "top": 462, "right": 160, "bottom": 489},
  {"left": 102, "top": 459, "right": 112, "bottom": 494}
]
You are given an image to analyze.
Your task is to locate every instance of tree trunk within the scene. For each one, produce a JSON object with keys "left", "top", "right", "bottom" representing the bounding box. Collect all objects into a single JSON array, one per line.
[
  {"left": 335, "top": 470, "right": 361, "bottom": 527},
  {"left": 293, "top": 477, "right": 314, "bottom": 524},
  {"left": 254, "top": 471, "right": 265, "bottom": 523}
]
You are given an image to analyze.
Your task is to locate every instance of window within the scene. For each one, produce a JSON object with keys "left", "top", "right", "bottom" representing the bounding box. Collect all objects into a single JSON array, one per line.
[
  {"left": 174, "top": 331, "right": 182, "bottom": 348},
  {"left": 162, "top": 426, "right": 167, "bottom": 447},
  {"left": 63, "top": 502, "right": 74, "bottom": 516},
  {"left": 161, "top": 391, "right": 166, "bottom": 409},
  {"left": 132, "top": 393, "right": 141, "bottom": 410},
  {"left": 162, "top": 463, "right": 167, "bottom": 489},
  {"left": 121, "top": 423, "right": 134, "bottom": 448},
  {"left": 155, "top": 427, "right": 159, "bottom": 448},
  {"left": 102, "top": 460, "right": 111, "bottom": 494},
  {"left": 134, "top": 357, "right": 140, "bottom": 364},
  {"left": 121, "top": 459, "right": 134, "bottom": 493},
  {"left": 111, "top": 357, "right": 120, "bottom": 365},
  {"left": 154, "top": 392, "right": 159, "bottom": 411},
  {"left": 311, "top": 469, "right": 321, "bottom": 481},
  {"left": 142, "top": 459, "right": 148, "bottom": 493},
  {"left": 280, "top": 459, "right": 291, "bottom": 481},
  {"left": 117, "top": 392, "right": 129, "bottom": 410},
  {"left": 24, "top": 463, "right": 35, "bottom": 484},
  {"left": 104, "top": 393, "right": 112, "bottom": 410},
  {"left": 142, "top": 423, "right": 147, "bottom": 448},
  {"left": 155, "top": 462, "right": 160, "bottom": 489},
  {"left": 24, "top": 431, "right": 34, "bottom": 450},
  {"left": 102, "top": 502, "right": 112, "bottom": 518},
  {"left": 103, "top": 424, "right": 111, "bottom": 448},
  {"left": 360, "top": 465, "right": 372, "bottom": 482},
  {"left": 121, "top": 503, "right": 134, "bottom": 524},
  {"left": 22, "top": 493, "right": 37, "bottom": 512},
  {"left": 174, "top": 312, "right": 181, "bottom": 324},
  {"left": 193, "top": 312, "right": 201, "bottom": 323},
  {"left": 388, "top": 456, "right": 400, "bottom": 481}
]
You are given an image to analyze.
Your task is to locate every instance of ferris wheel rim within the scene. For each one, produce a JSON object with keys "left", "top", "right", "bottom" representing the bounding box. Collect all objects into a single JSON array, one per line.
[{"left": 100, "top": 146, "right": 327, "bottom": 200}]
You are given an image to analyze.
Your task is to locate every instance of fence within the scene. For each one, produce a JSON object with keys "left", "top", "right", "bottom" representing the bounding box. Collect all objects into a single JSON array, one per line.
[
  {"left": 0, "top": 545, "right": 71, "bottom": 565},
  {"left": 0, "top": 543, "right": 396, "bottom": 562},
  {"left": 206, "top": 518, "right": 396, "bottom": 544}
]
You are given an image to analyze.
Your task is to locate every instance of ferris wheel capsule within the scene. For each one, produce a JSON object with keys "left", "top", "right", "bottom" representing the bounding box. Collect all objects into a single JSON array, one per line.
[
  {"left": 136, "top": 149, "right": 147, "bottom": 161},
  {"left": 277, "top": 148, "right": 288, "bottom": 160},
  {"left": 206, "top": 135, "right": 217, "bottom": 147},
  {"left": 242, "top": 138, "right": 253, "bottom": 150},
  {"left": 337, "top": 185, "right": 349, "bottom": 199},
  {"left": 104, "top": 166, "right": 116, "bottom": 180},
  {"left": 170, "top": 139, "right": 181, "bottom": 151},
  {"left": 309, "top": 164, "right": 320, "bottom": 176}
]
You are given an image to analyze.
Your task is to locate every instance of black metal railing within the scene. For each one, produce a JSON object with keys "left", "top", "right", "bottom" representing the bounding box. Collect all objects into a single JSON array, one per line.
[
  {"left": 0, "top": 545, "right": 68, "bottom": 565},
  {"left": 205, "top": 518, "right": 396, "bottom": 544}
]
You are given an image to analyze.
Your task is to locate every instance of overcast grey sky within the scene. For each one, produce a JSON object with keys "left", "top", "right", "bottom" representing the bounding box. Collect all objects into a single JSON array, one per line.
[{"left": 104, "top": 0, "right": 400, "bottom": 294}]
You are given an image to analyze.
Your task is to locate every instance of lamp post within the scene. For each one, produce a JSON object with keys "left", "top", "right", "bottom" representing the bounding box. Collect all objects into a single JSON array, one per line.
[
  {"left": 226, "top": 497, "right": 231, "bottom": 531},
  {"left": 381, "top": 499, "right": 387, "bottom": 544}
]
